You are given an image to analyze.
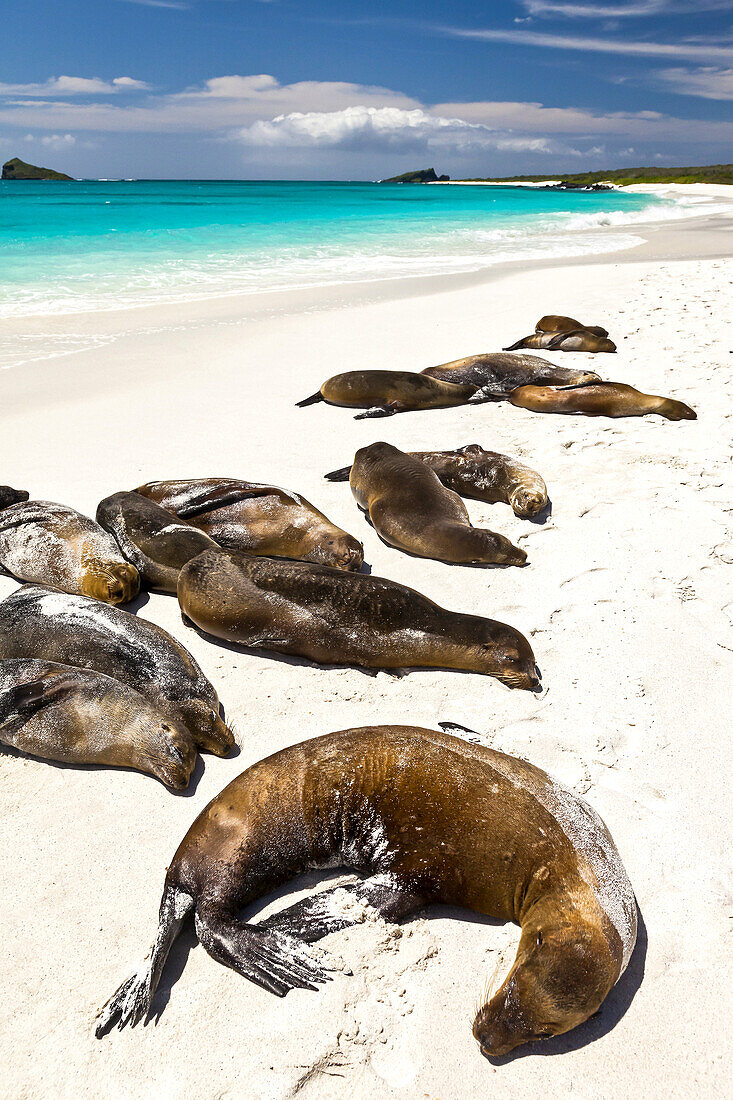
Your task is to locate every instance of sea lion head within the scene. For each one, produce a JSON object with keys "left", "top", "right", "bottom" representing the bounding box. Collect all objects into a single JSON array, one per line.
[
  {"left": 140, "top": 716, "right": 198, "bottom": 790},
  {"left": 303, "top": 531, "right": 364, "bottom": 572},
  {"left": 658, "top": 398, "right": 697, "bottom": 421},
  {"left": 509, "top": 487, "right": 546, "bottom": 519},
  {"left": 473, "top": 919, "right": 615, "bottom": 1057},
  {"left": 476, "top": 622, "right": 540, "bottom": 691},
  {"left": 177, "top": 698, "right": 236, "bottom": 757},
  {"left": 0, "top": 485, "right": 30, "bottom": 511},
  {"left": 80, "top": 561, "right": 140, "bottom": 605},
  {"left": 595, "top": 337, "right": 617, "bottom": 353}
]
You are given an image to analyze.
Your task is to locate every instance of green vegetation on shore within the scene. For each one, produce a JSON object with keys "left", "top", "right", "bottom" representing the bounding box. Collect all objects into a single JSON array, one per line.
[
  {"left": 458, "top": 164, "right": 733, "bottom": 186},
  {"left": 2, "top": 157, "right": 74, "bottom": 181}
]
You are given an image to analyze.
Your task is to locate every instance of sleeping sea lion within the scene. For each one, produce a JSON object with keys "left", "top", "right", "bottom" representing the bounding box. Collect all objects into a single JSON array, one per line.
[
  {"left": 0, "top": 657, "right": 196, "bottom": 789},
  {"left": 0, "top": 486, "right": 29, "bottom": 510},
  {"left": 535, "top": 315, "right": 609, "bottom": 338},
  {"left": 0, "top": 501, "right": 139, "bottom": 604},
  {"left": 509, "top": 382, "right": 696, "bottom": 421},
  {"left": 333, "top": 442, "right": 526, "bottom": 566},
  {"left": 177, "top": 549, "right": 539, "bottom": 689},
  {"left": 420, "top": 352, "right": 600, "bottom": 397},
  {"left": 0, "top": 584, "right": 233, "bottom": 756},
  {"left": 96, "top": 491, "right": 220, "bottom": 594},
  {"left": 135, "top": 479, "right": 363, "bottom": 573},
  {"left": 95, "top": 724, "right": 637, "bottom": 1059},
  {"left": 504, "top": 330, "right": 616, "bottom": 353},
  {"left": 296, "top": 370, "right": 485, "bottom": 418},
  {"left": 326, "top": 444, "right": 548, "bottom": 519}
]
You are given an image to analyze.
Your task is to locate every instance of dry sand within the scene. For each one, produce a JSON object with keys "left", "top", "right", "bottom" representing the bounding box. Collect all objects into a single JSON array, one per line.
[{"left": 1, "top": 194, "right": 731, "bottom": 1098}]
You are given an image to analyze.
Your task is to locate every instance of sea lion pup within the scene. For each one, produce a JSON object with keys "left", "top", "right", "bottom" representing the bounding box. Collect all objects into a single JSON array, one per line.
[
  {"left": 509, "top": 382, "right": 697, "bottom": 421},
  {"left": 0, "top": 584, "right": 233, "bottom": 756},
  {"left": 0, "top": 486, "right": 29, "bottom": 510},
  {"left": 96, "top": 491, "right": 220, "bottom": 594},
  {"left": 336, "top": 442, "right": 526, "bottom": 566},
  {"left": 0, "top": 501, "right": 139, "bottom": 604},
  {"left": 177, "top": 549, "right": 539, "bottom": 689},
  {"left": 0, "top": 657, "right": 196, "bottom": 789},
  {"left": 420, "top": 352, "right": 600, "bottom": 396},
  {"left": 135, "top": 478, "right": 363, "bottom": 573},
  {"left": 327, "top": 444, "right": 549, "bottom": 519},
  {"left": 296, "top": 369, "right": 484, "bottom": 418},
  {"left": 95, "top": 724, "right": 637, "bottom": 1058},
  {"left": 504, "top": 330, "right": 616, "bottom": 353},
  {"left": 536, "top": 315, "right": 609, "bottom": 339}
]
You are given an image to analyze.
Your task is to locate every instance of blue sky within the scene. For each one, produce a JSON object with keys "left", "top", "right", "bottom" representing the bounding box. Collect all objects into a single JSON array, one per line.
[{"left": 1, "top": 0, "right": 731, "bottom": 178}]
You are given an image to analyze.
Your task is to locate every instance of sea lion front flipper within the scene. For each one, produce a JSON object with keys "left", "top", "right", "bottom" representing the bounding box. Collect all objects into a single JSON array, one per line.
[
  {"left": 502, "top": 337, "right": 531, "bottom": 352},
  {"left": 439, "top": 720, "right": 483, "bottom": 739},
  {"left": 259, "top": 877, "right": 424, "bottom": 943},
  {"left": 0, "top": 674, "right": 77, "bottom": 729},
  {"left": 195, "top": 910, "right": 333, "bottom": 997},
  {"left": 324, "top": 465, "right": 353, "bottom": 482},
  {"left": 353, "top": 405, "right": 398, "bottom": 420}
]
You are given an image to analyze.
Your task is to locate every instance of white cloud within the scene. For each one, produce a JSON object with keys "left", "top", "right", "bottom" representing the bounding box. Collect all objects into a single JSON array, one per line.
[
  {"left": 439, "top": 24, "right": 733, "bottom": 61},
  {"left": 235, "top": 105, "right": 567, "bottom": 154},
  {"left": 0, "top": 75, "right": 150, "bottom": 97},
  {"left": 23, "top": 131, "right": 76, "bottom": 149},
  {"left": 522, "top": 0, "right": 733, "bottom": 16},
  {"left": 656, "top": 65, "right": 733, "bottom": 99}
]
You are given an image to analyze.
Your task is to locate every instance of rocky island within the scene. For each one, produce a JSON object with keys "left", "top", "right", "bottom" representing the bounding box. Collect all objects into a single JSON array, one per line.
[
  {"left": 380, "top": 168, "right": 450, "bottom": 183},
  {"left": 2, "top": 157, "right": 74, "bottom": 180}
]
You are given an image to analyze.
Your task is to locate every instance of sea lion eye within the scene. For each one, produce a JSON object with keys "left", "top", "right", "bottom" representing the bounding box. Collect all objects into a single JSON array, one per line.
[{"left": 536, "top": 932, "right": 543, "bottom": 947}]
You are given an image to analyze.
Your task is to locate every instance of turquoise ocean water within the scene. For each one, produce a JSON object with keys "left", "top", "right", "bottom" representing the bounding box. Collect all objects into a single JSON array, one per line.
[{"left": 0, "top": 180, "right": 673, "bottom": 318}]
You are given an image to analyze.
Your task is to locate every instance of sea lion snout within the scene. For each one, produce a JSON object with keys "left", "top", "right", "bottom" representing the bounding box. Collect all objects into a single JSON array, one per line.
[
  {"left": 306, "top": 534, "right": 364, "bottom": 572},
  {"left": 178, "top": 699, "right": 235, "bottom": 757},
  {"left": 510, "top": 488, "right": 545, "bottom": 518},
  {"left": 152, "top": 721, "right": 197, "bottom": 790},
  {"left": 83, "top": 563, "right": 140, "bottom": 605}
]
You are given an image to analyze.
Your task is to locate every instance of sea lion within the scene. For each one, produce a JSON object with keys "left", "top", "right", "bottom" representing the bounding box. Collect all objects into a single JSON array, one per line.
[
  {"left": 0, "top": 657, "right": 196, "bottom": 789},
  {"left": 135, "top": 479, "right": 363, "bottom": 573},
  {"left": 95, "top": 724, "right": 636, "bottom": 1059},
  {"left": 327, "top": 444, "right": 549, "bottom": 519},
  {"left": 296, "top": 370, "right": 485, "bottom": 418},
  {"left": 177, "top": 549, "right": 539, "bottom": 689},
  {"left": 332, "top": 442, "right": 526, "bottom": 566},
  {"left": 0, "top": 501, "right": 139, "bottom": 604},
  {"left": 96, "top": 491, "right": 220, "bottom": 594},
  {"left": 509, "top": 382, "right": 697, "bottom": 421},
  {"left": 504, "top": 330, "right": 616, "bottom": 353},
  {"left": 420, "top": 352, "right": 600, "bottom": 397},
  {"left": 0, "top": 485, "right": 29, "bottom": 510},
  {"left": 536, "top": 315, "right": 609, "bottom": 338},
  {"left": 0, "top": 584, "right": 233, "bottom": 756}
]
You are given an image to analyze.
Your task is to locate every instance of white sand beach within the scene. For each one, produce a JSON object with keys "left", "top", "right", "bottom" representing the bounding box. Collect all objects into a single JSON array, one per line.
[{"left": 1, "top": 192, "right": 732, "bottom": 1098}]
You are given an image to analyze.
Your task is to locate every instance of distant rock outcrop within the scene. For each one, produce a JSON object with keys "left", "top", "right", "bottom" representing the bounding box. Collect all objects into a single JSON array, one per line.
[
  {"left": 380, "top": 168, "right": 450, "bottom": 184},
  {"left": 2, "top": 157, "right": 74, "bottom": 181}
]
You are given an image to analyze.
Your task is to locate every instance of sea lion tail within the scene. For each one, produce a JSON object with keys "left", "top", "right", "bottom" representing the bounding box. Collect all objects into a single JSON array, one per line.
[
  {"left": 502, "top": 338, "right": 529, "bottom": 351},
  {"left": 296, "top": 391, "right": 324, "bottom": 408},
  {"left": 324, "top": 465, "right": 352, "bottom": 482},
  {"left": 94, "top": 883, "right": 194, "bottom": 1038}
]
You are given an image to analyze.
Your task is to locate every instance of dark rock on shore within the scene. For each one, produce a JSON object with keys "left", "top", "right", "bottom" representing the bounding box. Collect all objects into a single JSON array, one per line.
[
  {"left": 380, "top": 168, "right": 450, "bottom": 183},
  {"left": 2, "top": 157, "right": 74, "bottom": 181}
]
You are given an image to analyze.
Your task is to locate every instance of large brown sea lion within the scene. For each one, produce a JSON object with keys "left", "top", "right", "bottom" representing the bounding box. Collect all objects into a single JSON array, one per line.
[
  {"left": 177, "top": 550, "right": 539, "bottom": 689},
  {"left": 0, "top": 657, "right": 196, "bottom": 789},
  {"left": 95, "top": 724, "right": 637, "bottom": 1059},
  {"left": 96, "top": 491, "right": 220, "bottom": 594},
  {"left": 135, "top": 478, "right": 363, "bottom": 573},
  {"left": 509, "top": 382, "right": 697, "bottom": 421},
  {"left": 0, "top": 501, "right": 139, "bottom": 604},
  {"left": 536, "top": 315, "right": 609, "bottom": 338},
  {"left": 504, "top": 330, "right": 616, "bottom": 353},
  {"left": 0, "top": 584, "right": 233, "bottom": 756},
  {"left": 296, "top": 370, "right": 485, "bottom": 418},
  {"left": 331, "top": 442, "right": 526, "bottom": 566},
  {"left": 327, "top": 444, "right": 548, "bottom": 519},
  {"left": 0, "top": 486, "right": 29, "bottom": 510},
  {"left": 420, "top": 352, "right": 600, "bottom": 397}
]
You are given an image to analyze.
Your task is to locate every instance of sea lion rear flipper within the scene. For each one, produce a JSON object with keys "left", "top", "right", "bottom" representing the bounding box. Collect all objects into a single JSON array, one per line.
[
  {"left": 195, "top": 911, "right": 333, "bottom": 997},
  {"left": 296, "top": 391, "right": 324, "bottom": 408},
  {"left": 502, "top": 337, "right": 531, "bottom": 351},
  {"left": 439, "top": 720, "right": 484, "bottom": 741},
  {"left": 259, "top": 878, "right": 423, "bottom": 943},
  {"left": 547, "top": 329, "right": 585, "bottom": 349},
  {"left": 0, "top": 674, "right": 78, "bottom": 729},
  {"left": 324, "top": 465, "right": 353, "bottom": 482},
  {"left": 354, "top": 405, "right": 397, "bottom": 420}
]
